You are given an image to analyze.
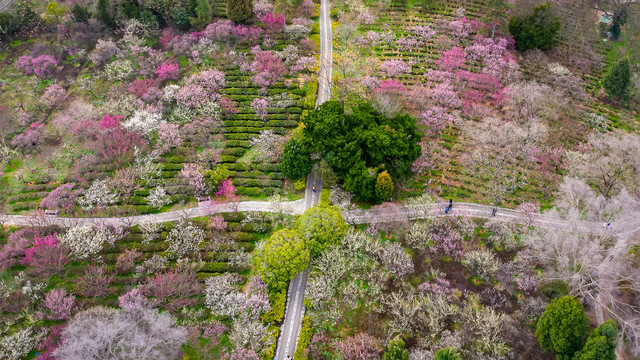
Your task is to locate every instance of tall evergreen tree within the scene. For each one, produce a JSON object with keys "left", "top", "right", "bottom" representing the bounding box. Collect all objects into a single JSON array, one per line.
[
  {"left": 603, "top": 58, "right": 631, "bottom": 100},
  {"left": 227, "top": 0, "right": 252, "bottom": 22}
]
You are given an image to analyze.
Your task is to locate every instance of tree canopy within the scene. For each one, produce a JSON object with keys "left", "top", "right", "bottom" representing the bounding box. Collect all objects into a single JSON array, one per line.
[
  {"left": 295, "top": 204, "right": 348, "bottom": 256},
  {"left": 257, "top": 229, "right": 310, "bottom": 290},
  {"left": 535, "top": 295, "right": 588, "bottom": 359},
  {"left": 299, "top": 101, "right": 421, "bottom": 201},
  {"left": 508, "top": 2, "right": 561, "bottom": 51}
]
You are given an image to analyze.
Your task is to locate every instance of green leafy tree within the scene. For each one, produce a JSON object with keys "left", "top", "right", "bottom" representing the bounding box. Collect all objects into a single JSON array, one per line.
[
  {"left": 227, "top": 0, "right": 252, "bottom": 23},
  {"left": 535, "top": 295, "right": 588, "bottom": 360},
  {"left": 281, "top": 139, "right": 312, "bottom": 181},
  {"left": 97, "top": 0, "right": 115, "bottom": 27},
  {"left": 204, "top": 167, "right": 232, "bottom": 190},
  {"left": 301, "top": 101, "right": 421, "bottom": 201},
  {"left": 257, "top": 229, "right": 310, "bottom": 290},
  {"left": 317, "top": 159, "right": 338, "bottom": 188},
  {"left": 171, "top": 7, "right": 191, "bottom": 29},
  {"left": 508, "top": 2, "right": 561, "bottom": 51},
  {"left": 0, "top": 12, "right": 18, "bottom": 35},
  {"left": 603, "top": 58, "right": 631, "bottom": 100},
  {"left": 383, "top": 337, "right": 409, "bottom": 360},
  {"left": 71, "top": 4, "right": 90, "bottom": 22},
  {"left": 573, "top": 320, "right": 618, "bottom": 360},
  {"left": 189, "top": 0, "right": 212, "bottom": 29},
  {"left": 434, "top": 347, "right": 462, "bottom": 360},
  {"left": 295, "top": 204, "right": 347, "bottom": 256},
  {"left": 375, "top": 170, "right": 394, "bottom": 202},
  {"left": 122, "top": 0, "right": 140, "bottom": 19}
]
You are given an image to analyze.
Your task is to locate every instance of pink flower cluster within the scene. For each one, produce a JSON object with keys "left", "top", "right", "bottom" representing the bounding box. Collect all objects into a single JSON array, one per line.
[
  {"left": 155, "top": 62, "right": 179, "bottom": 82},
  {"left": 15, "top": 54, "right": 62, "bottom": 79}
]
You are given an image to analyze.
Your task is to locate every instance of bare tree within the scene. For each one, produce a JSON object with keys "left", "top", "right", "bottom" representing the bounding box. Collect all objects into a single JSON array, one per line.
[
  {"left": 582, "top": 0, "right": 637, "bottom": 16},
  {"left": 522, "top": 178, "right": 640, "bottom": 355},
  {"left": 567, "top": 131, "right": 640, "bottom": 197}
]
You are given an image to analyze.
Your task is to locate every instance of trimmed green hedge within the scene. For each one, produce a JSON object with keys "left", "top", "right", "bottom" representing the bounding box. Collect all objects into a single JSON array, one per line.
[{"left": 293, "top": 316, "right": 313, "bottom": 360}]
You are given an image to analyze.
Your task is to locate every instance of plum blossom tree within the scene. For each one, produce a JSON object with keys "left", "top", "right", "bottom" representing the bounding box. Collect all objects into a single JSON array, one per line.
[
  {"left": 250, "top": 48, "right": 287, "bottom": 92},
  {"left": 89, "top": 39, "right": 119, "bottom": 65},
  {"left": 11, "top": 121, "right": 45, "bottom": 153},
  {"left": 378, "top": 59, "right": 412, "bottom": 78},
  {"left": 20, "top": 234, "right": 70, "bottom": 277},
  {"left": 205, "top": 274, "right": 245, "bottom": 317},
  {"left": 15, "top": 54, "right": 62, "bottom": 79},
  {"left": 77, "top": 179, "right": 118, "bottom": 210},
  {"left": 249, "top": 129, "right": 284, "bottom": 163},
  {"left": 53, "top": 306, "right": 187, "bottom": 359},
  {"left": 180, "top": 163, "right": 207, "bottom": 197},
  {"left": 40, "top": 289, "right": 75, "bottom": 320},
  {"left": 155, "top": 62, "right": 179, "bottom": 82},
  {"left": 337, "top": 333, "right": 382, "bottom": 360},
  {"left": 251, "top": 97, "right": 269, "bottom": 121},
  {"left": 146, "top": 186, "right": 170, "bottom": 209},
  {"left": 166, "top": 219, "right": 205, "bottom": 258},
  {"left": 40, "top": 183, "right": 81, "bottom": 215},
  {"left": 437, "top": 46, "right": 466, "bottom": 71},
  {"left": 153, "top": 122, "right": 182, "bottom": 156},
  {"left": 122, "top": 110, "right": 162, "bottom": 139},
  {"left": 40, "top": 83, "right": 66, "bottom": 108},
  {"left": 139, "top": 269, "right": 201, "bottom": 311},
  {"left": 74, "top": 264, "right": 114, "bottom": 298}
]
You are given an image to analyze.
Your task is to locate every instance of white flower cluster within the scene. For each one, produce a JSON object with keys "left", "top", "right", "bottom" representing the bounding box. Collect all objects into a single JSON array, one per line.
[
  {"left": 77, "top": 179, "right": 118, "bottom": 210},
  {"left": 166, "top": 219, "right": 205, "bottom": 258}
]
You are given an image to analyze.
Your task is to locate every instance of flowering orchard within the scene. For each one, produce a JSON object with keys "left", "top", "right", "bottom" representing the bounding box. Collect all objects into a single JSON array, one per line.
[{"left": 1, "top": 8, "right": 318, "bottom": 215}]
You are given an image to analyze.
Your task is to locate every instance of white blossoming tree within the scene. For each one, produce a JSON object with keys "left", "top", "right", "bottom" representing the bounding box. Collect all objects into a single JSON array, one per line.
[{"left": 77, "top": 179, "right": 118, "bottom": 210}]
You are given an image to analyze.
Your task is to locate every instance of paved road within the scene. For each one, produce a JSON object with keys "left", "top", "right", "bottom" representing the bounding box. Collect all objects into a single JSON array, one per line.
[{"left": 274, "top": 0, "right": 332, "bottom": 356}]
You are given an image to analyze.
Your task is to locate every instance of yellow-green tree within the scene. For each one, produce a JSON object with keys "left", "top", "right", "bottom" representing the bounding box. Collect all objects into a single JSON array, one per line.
[
  {"left": 375, "top": 171, "right": 394, "bottom": 202},
  {"left": 257, "top": 229, "right": 309, "bottom": 290},
  {"left": 295, "top": 204, "right": 347, "bottom": 256}
]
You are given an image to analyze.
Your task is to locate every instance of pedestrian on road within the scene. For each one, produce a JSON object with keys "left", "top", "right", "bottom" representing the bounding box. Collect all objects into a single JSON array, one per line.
[
  {"left": 445, "top": 206, "right": 450, "bottom": 214},
  {"left": 312, "top": 184, "right": 316, "bottom": 193},
  {"left": 449, "top": 198, "right": 453, "bottom": 208},
  {"left": 492, "top": 208, "right": 497, "bottom": 217}
]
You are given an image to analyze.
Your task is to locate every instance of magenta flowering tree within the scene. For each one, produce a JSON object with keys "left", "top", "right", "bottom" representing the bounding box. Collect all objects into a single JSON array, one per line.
[
  {"left": 261, "top": 12, "right": 285, "bottom": 37},
  {"left": 37, "top": 325, "right": 65, "bottom": 359},
  {"left": 155, "top": 62, "right": 179, "bottom": 82},
  {"left": 129, "top": 79, "right": 158, "bottom": 97},
  {"left": 250, "top": 49, "right": 287, "bottom": 91},
  {"left": 40, "top": 289, "right": 75, "bottom": 320},
  {"left": 376, "top": 79, "right": 407, "bottom": 94},
  {"left": 15, "top": 54, "right": 62, "bottom": 79},
  {"left": 215, "top": 178, "right": 237, "bottom": 203},
  {"left": 251, "top": 97, "right": 269, "bottom": 121},
  {"left": 203, "top": 20, "right": 234, "bottom": 42},
  {"left": 94, "top": 125, "right": 145, "bottom": 161},
  {"left": 20, "top": 234, "right": 70, "bottom": 277},
  {"left": 448, "top": 17, "right": 484, "bottom": 39},
  {"left": 40, "top": 183, "right": 82, "bottom": 215},
  {"left": 436, "top": 46, "right": 467, "bottom": 71},
  {"left": 378, "top": 59, "right": 411, "bottom": 78},
  {"left": 232, "top": 25, "right": 263, "bottom": 43},
  {"left": 99, "top": 114, "right": 124, "bottom": 130},
  {"left": 219, "top": 97, "right": 238, "bottom": 119}
]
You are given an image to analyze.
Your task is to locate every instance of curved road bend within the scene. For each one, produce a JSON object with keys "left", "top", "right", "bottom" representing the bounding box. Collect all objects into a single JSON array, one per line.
[{"left": 274, "top": 0, "right": 333, "bottom": 357}]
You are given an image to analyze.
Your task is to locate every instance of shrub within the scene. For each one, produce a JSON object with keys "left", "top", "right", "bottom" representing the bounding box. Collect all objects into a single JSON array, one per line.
[
  {"left": 171, "top": 7, "right": 190, "bottom": 30},
  {"left": 383, "top": 336, "right": 409, "bottom": 360},
  {"left": 535, "top": 295, "right": 588, "bottom": 359},
  {"left": 293, "top": 316, "right": 313, "bottom": 360},
  {"left": 375, "top": 171, "right": 394, "bottom": 202},
  {"left": 189, "top": 0, "right": 212, "bottom": 29},
  {"left": 508, "top": 2, "right": 561, "bottom": 51},
  {"left": 281, "top": 139, "right": 311, "bottom": 180},
  {"left": 434, "top": 347, "right": 462, "bottom": 360}
]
